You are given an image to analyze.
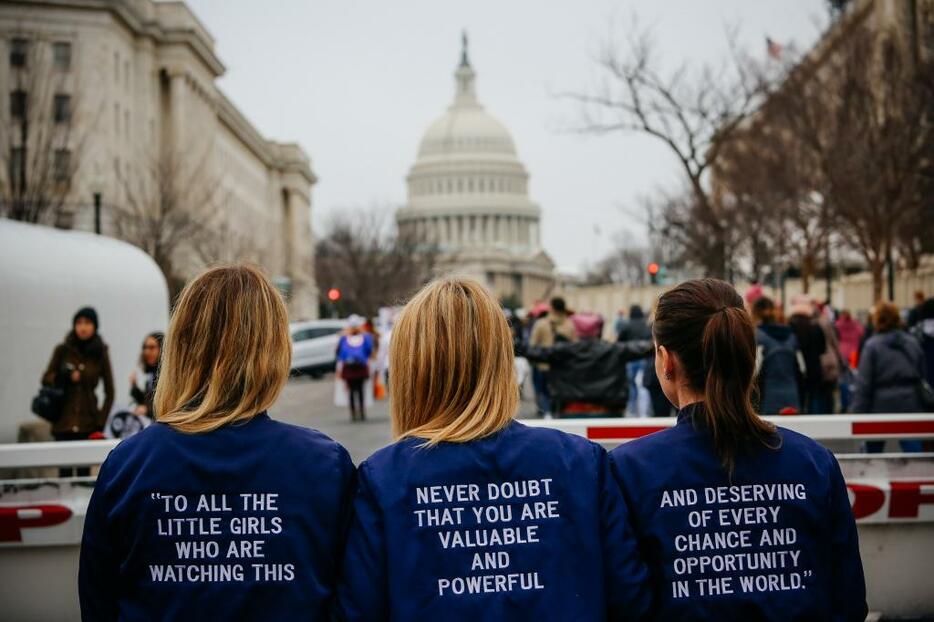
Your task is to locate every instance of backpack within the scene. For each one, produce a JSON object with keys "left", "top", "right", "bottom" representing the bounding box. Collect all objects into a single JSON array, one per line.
[
  {"left": 817, "top": 320, "right": 842, "bottom": 384},
  {"left": 339, "top": 334, "right": 370, "bottom": 366},
  {"left": 757, "top": 329, "right": 801, "bottom": 413}
]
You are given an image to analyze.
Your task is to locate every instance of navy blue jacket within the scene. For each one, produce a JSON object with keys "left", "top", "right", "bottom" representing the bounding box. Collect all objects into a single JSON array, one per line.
[
  {"left": 756, "top": 324, "right": 802, "bottom": 415},
  {"left": 336, "top": 420, "right": 652, "bottom": 621},
  {"left": 610, "top": 403, "right": 867, "bottom": 621},
  {"left": 79, "top": 413, "right": 355, "bottom": 621}
]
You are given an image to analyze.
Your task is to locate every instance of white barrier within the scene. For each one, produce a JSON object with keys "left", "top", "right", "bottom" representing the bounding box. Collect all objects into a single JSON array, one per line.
[
  {"left": 523, "top": 413, "right": 934, "bottom": 445},
  {"left": 1, "top": 419, "right": 933, "bottom": 618},
  {"left": 0, "top": 439, "right": 118, "bottom": 469}
]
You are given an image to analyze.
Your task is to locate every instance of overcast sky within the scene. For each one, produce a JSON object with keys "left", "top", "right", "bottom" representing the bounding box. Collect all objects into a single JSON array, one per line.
[{"left": 186, "top": 0, "right": 828, "bottom": 274}]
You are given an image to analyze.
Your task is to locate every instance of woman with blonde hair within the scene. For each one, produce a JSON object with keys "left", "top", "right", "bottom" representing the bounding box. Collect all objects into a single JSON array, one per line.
[
  {"left": 336, "top": 277, "right": 651, "bottom": 621},
  {"left": 79, "top": 265, "right": 355, "bottom": 621}
]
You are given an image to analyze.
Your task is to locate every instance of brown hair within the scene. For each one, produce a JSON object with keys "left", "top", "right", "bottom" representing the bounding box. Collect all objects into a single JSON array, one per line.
[
  {"left": 751, "top": 297, "right": 776, "bottom": 324},
  {"left": 653, "top": 278, "right": 778, "bottom": 472},
  {"left": 389, "top": 277, "right": 518, "bottom": 444},
  {"left": 154, "top": 264, "right": 291, "bottom": 433},
  {"left": 872, "top": 301, "right": 901, "bottom": 333}
]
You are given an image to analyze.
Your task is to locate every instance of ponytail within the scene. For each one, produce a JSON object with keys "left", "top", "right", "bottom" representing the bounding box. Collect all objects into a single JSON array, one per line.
[
  {"left": 654, "top": 279, "right": 779, "bottom": 474},
  {"left": 701, "top": 307, "right": 777, "bottom": 473}
]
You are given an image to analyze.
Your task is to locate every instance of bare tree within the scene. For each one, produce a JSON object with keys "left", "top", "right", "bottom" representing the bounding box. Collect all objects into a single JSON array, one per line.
[
  {"left": 714, "top": 119, "right": 829, "bottom": 291},
  {"left": 110, "top": 147, "right": 224, "bottom": 298},
  {"left": 763, "top": 23, "right": 933, "bottom": 300},
  {"left": 315, "top": 208, "right": 440, "bottom": 317},
  {"left": 583, "top": 230, "right": 650, "bottom": 286},
  {"left": 563, "top": 22, "right": 763, "bottom": 278},
  {"left": 0, "top": 35, "right": 91, "bottom": 224}
]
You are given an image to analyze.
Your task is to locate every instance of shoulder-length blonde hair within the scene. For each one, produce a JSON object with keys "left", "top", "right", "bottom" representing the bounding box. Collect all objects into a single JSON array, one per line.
[
  {"left": 154, "top": 264, "right": 291, "bottom": 434},
  {"left": 390, "top": 277, "right": 518, "bottom": 444}
]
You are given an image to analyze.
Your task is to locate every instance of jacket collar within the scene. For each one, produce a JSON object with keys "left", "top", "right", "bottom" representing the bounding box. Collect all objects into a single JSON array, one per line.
[{"left": 676, "top": 401, "right": 705, "bottom": 426}]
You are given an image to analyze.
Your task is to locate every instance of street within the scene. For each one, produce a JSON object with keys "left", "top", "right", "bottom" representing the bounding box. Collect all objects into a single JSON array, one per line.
[{"left": 272, "top": 374, "right": 537, "bottom": 464}]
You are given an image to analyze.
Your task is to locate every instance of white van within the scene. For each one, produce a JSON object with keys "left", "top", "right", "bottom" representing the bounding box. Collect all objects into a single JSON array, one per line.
[{"left": 290, "top": 319, "right": 348, "bottom": 377}]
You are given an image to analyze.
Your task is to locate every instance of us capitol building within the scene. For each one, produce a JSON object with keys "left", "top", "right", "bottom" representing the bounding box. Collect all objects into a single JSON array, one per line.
[{"left": 396, "top": 37, "right": 555, "bottom": 307}]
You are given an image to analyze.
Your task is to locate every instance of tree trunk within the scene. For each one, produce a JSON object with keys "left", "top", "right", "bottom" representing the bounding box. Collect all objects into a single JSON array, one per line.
[{"left": 870, "top": 259, "right": 884, "bottom": 303}]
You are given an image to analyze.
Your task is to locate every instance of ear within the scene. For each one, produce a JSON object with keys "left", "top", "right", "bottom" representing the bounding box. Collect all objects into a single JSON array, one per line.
[{"left": 657, "top": 344, "right": 674, "bottom": 378}]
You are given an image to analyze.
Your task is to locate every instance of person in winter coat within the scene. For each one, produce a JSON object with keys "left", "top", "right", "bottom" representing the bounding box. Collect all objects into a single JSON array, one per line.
[
  {"left": 42, "top": 307, "right": 115, "bottom": 448},
  {"left": 788, "top": 295, "right": 831, "bottom": 413},
  {"left": 752, "top": 297, "right": 802, "bottom": 414},
  {"left": 525, "top": 314, "right": 653, "bottom": 417},
  {"left": 336, "top": 315, "right": 374, "bottom": 422},
  {"left": 336, "top": 277, "right": 653, "bottom": 622},
  {"left": 835, "top": 310, "right": 864, "bottom": 412},
  {"left": 610, "top": 279, "right": 867, "bottom": 621},
  {"left": 79, "top": 264, "right": 355, "bottom": 621},
  {"left": 129, "top": 332, "right": 163, "bottom": 419},
  {"left": 851, "top": 302, "right": 928, "bottom": 453},
  {"left": 618, "top": 305, "right": 653, "bottom": 415},
  {"left": 528, "top": 297, "right": 576, "bottom": 417},
  {"left": 911, "top": 298, "right": 934, "bottom": 389}
]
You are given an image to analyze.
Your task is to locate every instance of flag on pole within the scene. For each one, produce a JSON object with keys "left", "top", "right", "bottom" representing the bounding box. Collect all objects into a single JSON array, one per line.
[{"left": 766, "top": 36, "right": 783, "bottom": 61}]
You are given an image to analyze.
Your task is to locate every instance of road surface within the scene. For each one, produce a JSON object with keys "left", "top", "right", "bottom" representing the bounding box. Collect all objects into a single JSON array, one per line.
[{"left": 271, "top": 373, "right": 537, "bottom": 464}]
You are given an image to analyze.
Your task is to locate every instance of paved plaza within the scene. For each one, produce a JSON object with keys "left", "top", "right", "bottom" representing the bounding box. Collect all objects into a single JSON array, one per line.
[{"left": 272, "top": 374, "right": 537, "bottom": 464}]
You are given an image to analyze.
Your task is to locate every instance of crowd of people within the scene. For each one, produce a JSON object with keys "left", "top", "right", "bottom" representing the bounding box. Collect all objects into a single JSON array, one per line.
[
  {"left": 511, "top": 289, "right": 934, "bottom": 434},
  {"left": 76, "top": 267, "right": 868, "bottom": 621}
]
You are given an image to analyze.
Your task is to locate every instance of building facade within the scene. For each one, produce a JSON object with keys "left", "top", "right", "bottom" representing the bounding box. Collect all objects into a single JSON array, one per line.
[
  {"left": 0, "top": 0, "right": 318, "bottom": 317},
  {"left": 396, "top": 38, "right": 554, "bottom": 307}
]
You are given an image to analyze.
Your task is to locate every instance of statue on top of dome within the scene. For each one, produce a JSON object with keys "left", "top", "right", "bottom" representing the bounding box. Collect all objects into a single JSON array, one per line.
[{"left": 460, "top": 30, "right": 470, "bottom": 68}]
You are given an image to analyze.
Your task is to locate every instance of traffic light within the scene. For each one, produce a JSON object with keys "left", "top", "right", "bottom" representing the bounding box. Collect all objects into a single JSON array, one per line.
[
  {"left": 647, "top": 262, "right": 660, "bottom": 285},
  {"left": 327, "top": 287, "right": 341, "bottom": 302}
]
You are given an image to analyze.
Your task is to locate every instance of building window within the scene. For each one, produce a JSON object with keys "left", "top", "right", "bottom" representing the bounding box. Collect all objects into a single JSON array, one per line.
[
  {"left": 9, "top": 147, "right": 25, "bottom": 187},
  {"left": 53, "top": 94, "right": 71, "bottom": 123},
  {"left": 114, "top": 51, "right": 119, "bottom": 84},
  {"left": 10, "top": 90, "right": 27, "bottom": 119},
  {"left": 52, "top": 42, "right": 71, "bottom": 70},
  {"left": 54, "top": 149, "right": 71, "bottom": 183},
  {"left": 10, "top": 38, "right": 27, "bottom": 68}
]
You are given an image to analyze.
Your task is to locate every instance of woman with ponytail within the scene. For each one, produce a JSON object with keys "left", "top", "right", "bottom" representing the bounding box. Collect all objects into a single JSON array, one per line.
[{"left": 609, "top": 279, "right": 866, "bottom": 620}]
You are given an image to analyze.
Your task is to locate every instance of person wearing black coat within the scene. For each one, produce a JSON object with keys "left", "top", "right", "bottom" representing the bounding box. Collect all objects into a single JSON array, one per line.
[
  {"left": 617, "top": 305, "right": 653, "bottom": 415},
  {"left": 788, "top": 297, "right": 830, "bottom": 413},
  {"left": 525, "top": 317, "right": 652, "bottom": 416}
]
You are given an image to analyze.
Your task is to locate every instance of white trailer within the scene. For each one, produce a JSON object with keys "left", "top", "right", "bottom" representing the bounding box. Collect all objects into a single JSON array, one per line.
[{"left": 0, "top": 219, "right": 169, "bottom": 442}]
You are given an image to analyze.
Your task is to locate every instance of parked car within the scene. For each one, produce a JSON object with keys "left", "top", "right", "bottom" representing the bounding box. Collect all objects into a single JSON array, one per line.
[{"left": 290, "top": 319, "right": 348, "bottom": 377}]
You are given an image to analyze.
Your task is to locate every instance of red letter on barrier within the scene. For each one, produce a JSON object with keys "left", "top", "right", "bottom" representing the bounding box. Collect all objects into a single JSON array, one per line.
[
  {"left": 0, "top": 504, "right": 72, "bottom": 542},
  {"left": 889, "top": 481, "right": 934, "bottom": 519},
  {"left": 847, "top": 483, "right": 886, "bottom": 520}
]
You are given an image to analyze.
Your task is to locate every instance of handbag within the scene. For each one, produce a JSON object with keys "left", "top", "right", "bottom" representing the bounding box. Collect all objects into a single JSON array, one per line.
[{"left": 31, "top": 386, "right": 65, "bottom": 423}]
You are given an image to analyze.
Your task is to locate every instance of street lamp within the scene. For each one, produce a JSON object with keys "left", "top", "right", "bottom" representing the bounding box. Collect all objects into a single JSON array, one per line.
[{"left": 89, "top": 169, "right": 104, "bottom": 235}]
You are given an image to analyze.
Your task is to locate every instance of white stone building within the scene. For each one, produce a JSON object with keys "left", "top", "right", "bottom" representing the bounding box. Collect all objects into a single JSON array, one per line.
[
  {"left": 397, "top": 38, "right": 555, "bottom": 307},
  {"left": 0, "top": 0, "right": 318, "bottom": 317}
]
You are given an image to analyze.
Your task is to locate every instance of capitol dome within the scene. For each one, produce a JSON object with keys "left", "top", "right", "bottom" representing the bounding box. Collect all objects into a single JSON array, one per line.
[
  {"left": 396, "top": 34, "right": 554, "bottom": 307},
  {"left": 417, "top": 99, "right": 517, "bottom": 160}
]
